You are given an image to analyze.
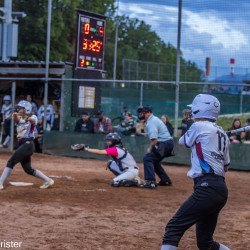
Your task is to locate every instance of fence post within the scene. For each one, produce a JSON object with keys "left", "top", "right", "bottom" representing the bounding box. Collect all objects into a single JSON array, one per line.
[
  {"left": 140, "top": 80, "right": 144, "bottom": 106},
  {"left": 10, "top": 81, "right": 16, "bottom": 152},
  {"left": 240, "top": 88, "right": 243, "bottom": 114},
  {"left": 174, "top": 0, "right": 182, "bottom": 138}
]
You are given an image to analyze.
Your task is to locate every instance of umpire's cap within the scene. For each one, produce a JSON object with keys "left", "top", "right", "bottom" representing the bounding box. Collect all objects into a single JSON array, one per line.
[
  {"left": 141, "top": 105, "right": 152, "bottom": 113},
  {"left": 137, "top": 105, "right": 152, "bottom": 113}
]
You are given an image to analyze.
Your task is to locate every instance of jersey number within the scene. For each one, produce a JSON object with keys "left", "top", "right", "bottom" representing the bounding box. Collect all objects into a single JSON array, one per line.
[{"left": 217, "top": 131, "right": 226, "bottom": 152}]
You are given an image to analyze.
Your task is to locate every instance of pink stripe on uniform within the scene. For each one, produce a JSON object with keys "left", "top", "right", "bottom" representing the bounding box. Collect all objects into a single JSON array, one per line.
[
  {"left": 105, "top": 147, "right": 118, "bottom": 157},
  {"left": 195, "top": 142, "right": 205, "bottom": 163}
]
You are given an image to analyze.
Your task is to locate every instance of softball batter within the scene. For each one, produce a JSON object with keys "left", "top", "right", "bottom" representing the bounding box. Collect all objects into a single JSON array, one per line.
[
  {"left": 161, "top": 94, "right": 230, "bottom": 250},
  {"left": 0, "top": 100, "right": 54, "bottom": 190}
]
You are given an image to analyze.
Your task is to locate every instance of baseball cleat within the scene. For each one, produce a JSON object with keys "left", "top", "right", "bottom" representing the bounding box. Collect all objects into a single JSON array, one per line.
[
  {"left": 140, "top": 180, "right": 158, "bottom": 189},
  {"left": 40, "top": 179, "right": 54, "bottom": 189},
  {"left": 157, "top": 180, "right": 173, "bottom": 186},
  {"left": 0, "top": 184, "right": 4, "bottom": 190}
]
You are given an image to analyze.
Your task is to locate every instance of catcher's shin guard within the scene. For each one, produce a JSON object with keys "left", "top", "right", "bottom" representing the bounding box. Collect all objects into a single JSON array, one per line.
[
  {"left": 107, "top": 160, "right": 120, "bottom": 176},
  {"left": 110, "top": 179, "right": 140, "bottom": 187}
]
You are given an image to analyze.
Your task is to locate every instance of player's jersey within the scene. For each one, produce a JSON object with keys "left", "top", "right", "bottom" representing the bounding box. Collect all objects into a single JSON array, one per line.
[
  {"left": 179, "top": 121, "right": 230, "bottom": 178},
  {"left": 1, "top": 104, "right": 12, "bottom": 120},
  {"left": 105, "top": 146, "right": 138, "bottom": 171},
  {"left": 37, "top": 104, "right": 55, "bottom": 124},
  {"left": 16, "top": 115, "right": 38, "bottom": 139}
]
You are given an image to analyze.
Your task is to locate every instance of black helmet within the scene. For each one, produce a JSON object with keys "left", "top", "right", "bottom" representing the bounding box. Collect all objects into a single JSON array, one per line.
[
  {"left": 137, "top": 105, "right": 152, "bottom": 120},
  {"left": 105, "top": 133, "right": 122, "bottom": 148}
]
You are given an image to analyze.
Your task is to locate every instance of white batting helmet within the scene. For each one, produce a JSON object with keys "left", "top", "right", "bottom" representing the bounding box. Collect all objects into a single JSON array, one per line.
[
  {"left": 17, "top": 100, "right": 32, "bottom": 115},
  {"left": 3, "top": 95, "right": 11, "bottom": 101},
  {"left": 187, "top": 94, "right": 220, "bottom": 121}
]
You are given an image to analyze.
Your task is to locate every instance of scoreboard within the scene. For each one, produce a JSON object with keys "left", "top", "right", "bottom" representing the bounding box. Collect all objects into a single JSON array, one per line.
[{"left": 75, "top": 10, "right": 106, "bottom": 71}]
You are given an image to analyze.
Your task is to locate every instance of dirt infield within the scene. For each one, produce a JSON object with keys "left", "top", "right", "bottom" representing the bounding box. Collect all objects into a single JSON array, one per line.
[{"left": 0, "top": 152, "right": 249, "bottom": 250}]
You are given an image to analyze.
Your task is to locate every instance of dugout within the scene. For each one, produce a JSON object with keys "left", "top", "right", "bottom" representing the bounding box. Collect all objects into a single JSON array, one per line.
[{"left": 0, "top": 60, "right": 65, "bottom": 130}]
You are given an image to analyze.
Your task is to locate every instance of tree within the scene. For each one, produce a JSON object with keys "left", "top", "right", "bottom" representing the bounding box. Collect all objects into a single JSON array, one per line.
[
  {"left": 5, "top": 1, "right": 201, "bottom": 82},
  {"left": 11, "top": 0, "right": 115, "bottom": 61}
]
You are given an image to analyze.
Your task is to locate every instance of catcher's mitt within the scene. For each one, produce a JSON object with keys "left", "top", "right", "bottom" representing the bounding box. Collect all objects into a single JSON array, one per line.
[{"left": 71, "top": 144, "right": 87, "bottom": 151}]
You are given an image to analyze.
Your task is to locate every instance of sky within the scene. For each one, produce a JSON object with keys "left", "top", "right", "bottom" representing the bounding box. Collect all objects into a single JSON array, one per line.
[{"left": 118, "top": 0, "right": 250, "bottom": 79}]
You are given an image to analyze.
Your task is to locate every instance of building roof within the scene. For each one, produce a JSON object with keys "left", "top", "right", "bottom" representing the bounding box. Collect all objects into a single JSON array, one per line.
[{"left": 0, "top": 61, "right": 66, "bottom": 77}]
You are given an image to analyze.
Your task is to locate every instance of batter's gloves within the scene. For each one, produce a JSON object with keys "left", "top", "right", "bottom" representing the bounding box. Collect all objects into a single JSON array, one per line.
[{"left": 71, "top": 144, "right": 88, "bottom": 151}]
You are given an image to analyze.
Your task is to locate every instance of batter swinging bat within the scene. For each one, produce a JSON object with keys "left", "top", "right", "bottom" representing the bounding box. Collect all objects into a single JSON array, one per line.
[{"left": 227, "top": 126, "right": 250, "bottom": 135}]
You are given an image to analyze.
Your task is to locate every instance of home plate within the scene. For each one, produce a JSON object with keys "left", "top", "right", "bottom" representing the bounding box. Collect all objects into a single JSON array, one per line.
[{"left": 9, "top": 182, "right": 34, "bottom": 186}]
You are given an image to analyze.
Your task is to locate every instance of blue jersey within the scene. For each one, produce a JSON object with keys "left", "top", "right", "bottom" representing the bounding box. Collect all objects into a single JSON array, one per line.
[
  {"left": 1, "top": 104, "right": 12, "bottom": 120},
  {"left": 146, "top": 114, "right": 172, "bottom": 141},
  {"left": 37, "top": 104, "right": 55, "bottom": 125}
]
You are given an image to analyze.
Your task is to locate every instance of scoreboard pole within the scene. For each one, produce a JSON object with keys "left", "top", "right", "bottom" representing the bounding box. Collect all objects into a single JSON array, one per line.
[{"left": 72, "top": 10, "right": 106, "bottom": 117}]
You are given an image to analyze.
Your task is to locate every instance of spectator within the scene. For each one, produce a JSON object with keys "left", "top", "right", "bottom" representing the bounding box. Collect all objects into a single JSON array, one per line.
[
  {"left": 178, "top": 109, "right": 194, "bottom": 136},
  {"left": 244, "top": 118, "right": 250, "bottom": 144},
  {"left": 227, "top": 118, "right": 245, "bottom": 143},
  {"left": 34, "top": 116, "right": 44, "bottom": 153},
  {"left": 26, "top": 94, "right": 38, "bottom": 115},
  {"left": 74, "top": 111, "right": 94, "bottom": 133},
  {"left": 117, "top": 111, "right": 136, "bottom": 136},
  {"left": 37, "top": 99, "right": 55, "bottom": 131},
  {"left": 161, "top": 114, "right": 174, "bottom": 136},
  {"left": 0, "top": 95, "right": 12, "bottom": 148},
  {"left": 94, "top": 110, "right": 112, "bottom": 134},
  {"left": 135, "top": 120, "right": 147, "bottom": 136}
]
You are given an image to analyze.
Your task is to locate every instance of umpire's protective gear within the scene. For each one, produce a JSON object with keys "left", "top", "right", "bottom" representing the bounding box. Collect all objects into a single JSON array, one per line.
[{"left": 137, "top": 105, "right": 152, "bottom": 120}]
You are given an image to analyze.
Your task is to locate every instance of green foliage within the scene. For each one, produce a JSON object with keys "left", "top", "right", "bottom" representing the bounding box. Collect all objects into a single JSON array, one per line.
[
  {"left": 9, "top": 0, "right": 201, "bottom": 81},
  {"left": 12, "top": 0, "right": 115, "bottom": 61},
  {"left": 169, "top": 114, "right": 250, "bottom": 133},
  {"left": 216, "top": 115, "right": 250, "bottom": 131}
]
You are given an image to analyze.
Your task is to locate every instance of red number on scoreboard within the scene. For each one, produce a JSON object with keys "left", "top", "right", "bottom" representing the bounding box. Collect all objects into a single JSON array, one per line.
[
  {"left": 84, "top": 23, "right": 90, "bottom": 34},
  {"left": 83, "top": 39, "right": 88, "bottom": 50},
  {"left": 99, "top": 27, "right": 104, "bottom": 37}
]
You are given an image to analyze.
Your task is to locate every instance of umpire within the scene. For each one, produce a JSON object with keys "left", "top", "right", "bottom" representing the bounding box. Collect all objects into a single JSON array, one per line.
[{"left": 138, "top": 105, "right": 174, "bottom": 189}]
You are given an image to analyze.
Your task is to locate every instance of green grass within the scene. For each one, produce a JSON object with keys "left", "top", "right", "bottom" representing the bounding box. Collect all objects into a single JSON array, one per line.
[
  {"left": 216, "top": 114, "right": 250, "bottom": 131},
  {"left": 169, "top": 114, "right": 250, "bottom": 132}
]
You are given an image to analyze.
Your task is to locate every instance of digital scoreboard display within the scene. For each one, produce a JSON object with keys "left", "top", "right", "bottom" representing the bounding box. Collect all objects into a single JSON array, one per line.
[{"left": 75, "top": 11, "right": 106, "bottom": 71}]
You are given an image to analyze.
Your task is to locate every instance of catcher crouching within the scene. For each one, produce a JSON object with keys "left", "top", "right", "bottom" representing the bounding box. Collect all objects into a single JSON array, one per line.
[{"left": 71, "top": 133, "right": 143, "bottom": 187}]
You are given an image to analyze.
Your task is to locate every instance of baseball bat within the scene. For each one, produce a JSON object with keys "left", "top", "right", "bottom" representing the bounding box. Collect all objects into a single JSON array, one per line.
[{"left": 228, "top": 126, "right": 250, "bottom": 134}]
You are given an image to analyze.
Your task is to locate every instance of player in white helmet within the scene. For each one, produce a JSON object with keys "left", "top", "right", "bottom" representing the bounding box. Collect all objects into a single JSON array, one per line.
[
  {"left": 0, "top": 95, "right": 12, "bottom": 148},
  {"left": 0, "top": 100, "right": 54, "bottom": 190},
  {"left": 161, "top": 94, "right": 230, "bottom": 250}
]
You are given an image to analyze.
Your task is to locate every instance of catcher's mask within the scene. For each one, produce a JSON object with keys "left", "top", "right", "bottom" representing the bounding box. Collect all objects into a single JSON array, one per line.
[
  {"left": 105, "top": 133, "right": 121, "bottom": 148},
  {"left": 137, "top": 105, "right": 152, "bottom": 120}
]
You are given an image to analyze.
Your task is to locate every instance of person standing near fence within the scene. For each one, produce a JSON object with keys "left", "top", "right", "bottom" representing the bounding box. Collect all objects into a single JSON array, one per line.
[
  {"left": 0, "top": 95, "right": 12, "bottom": 148},
  {"left": 0, "top": 100, "right": 54, "bottom": 190},
  {"left": 138, "top": 105, "right": 174, "bottom": 189},
  {"left": 161, "top": 94, "right": 230, "bottom": 250}
]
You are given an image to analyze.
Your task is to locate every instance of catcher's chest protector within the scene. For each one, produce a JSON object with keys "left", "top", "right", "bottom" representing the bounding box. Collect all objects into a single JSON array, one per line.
[{"left": 111, "top": 146, "right": 137, "bottom": 171}]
